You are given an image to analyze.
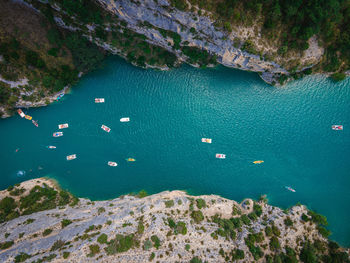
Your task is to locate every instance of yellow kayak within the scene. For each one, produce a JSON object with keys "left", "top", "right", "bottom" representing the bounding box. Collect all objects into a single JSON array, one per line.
[
  {"left": 253, "top": 160, "right": 264, "bottom": 164},
  {"left": 25, "top": 115, "right": 32, "bottom": 120},
  {"left": 126, "top": 158, "right": 136, "bottom": 162}
]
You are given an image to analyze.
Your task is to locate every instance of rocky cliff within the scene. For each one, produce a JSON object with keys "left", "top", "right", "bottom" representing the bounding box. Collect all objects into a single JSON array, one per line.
[{"left": 0, "top": 178, "right": 349, "bottom": 262}]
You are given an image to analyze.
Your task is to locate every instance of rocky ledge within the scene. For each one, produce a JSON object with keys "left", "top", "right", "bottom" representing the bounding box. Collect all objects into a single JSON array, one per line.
[{"left": 0, "top": 178, "right": 349, "bottom": 262}]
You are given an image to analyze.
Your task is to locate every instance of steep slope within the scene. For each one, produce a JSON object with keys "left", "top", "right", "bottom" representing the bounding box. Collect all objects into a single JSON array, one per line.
[{"left": 0, "top": 179, "right": 349, "bottom": 262}]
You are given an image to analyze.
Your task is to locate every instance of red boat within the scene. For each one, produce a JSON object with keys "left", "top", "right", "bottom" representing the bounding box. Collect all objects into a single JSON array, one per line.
[
  {"left": 32, "top": 120, "right": 39, "bottom": 127},
  {"left": 332, "top": 125, "right": 343, "bottom": 130},
  {"left": 101, "top": 124, "right": 111, "bottom": 133}
]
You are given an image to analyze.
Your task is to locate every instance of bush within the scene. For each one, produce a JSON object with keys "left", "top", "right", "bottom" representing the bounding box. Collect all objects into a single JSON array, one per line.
[
  {"left": 190, "top": 257, "right": 202, "bottom": 263},
  {"left": 196, "top": 199, "right": 206, "bottom": 209},
  {"left": 50, "top": 239, "right": 65, "bottom": 251},
  {"left": 97, "top": 233, "right": 108, "bottom": 244},
  {"left": 270, "top": 236, "right": 281, "bottom": 250},
  {"left": 253, "top": 204, "right": 263, "bottom": 217},
  {"left": 14, "top": 253, "right": 31, "bottom": 263},
  {"left": 272, "top": 224, "right": 281, "bottom": 237},
  {"left": 43, "top": 228, "right": 53, "bottom": 236},
  {"left": 88, "top": 244, "right": 100, "bottom": 257},
  {"left": 105, "top": 234, "right": 136, "bottom": 255},
  {"left": 137, "top": 190, "right": 148, "bottom": 198},
  {"left": 233, "top": 249, "right": 244, "bottom": 260},
  {"left": 300, "top": 242, "right": 317, "bottom": 263},
  {"left": 284, "top": 217, "right": 293, "bottom": 227},
  {"left": 164, "top": 200, "right": 174, "bottom": 208},
  {"left": 143, "top": 239, "right": 152, "bottom": 250},
  {"left": 151, "top": 235, "right": 161, "bottom": 249},
  {"left": 176, "top": 221, "right": 187, "bottom": 235},
  {"left": 61, "top": 219, "right": 72, "bottom": 228},
  {"left": 191, "top": 210, "right": 204, "bottom": 223},
  {"left": 318, "top": 226, "right": 331, "bottom": 238},
  {"left": 63, "top": 251, "right": 70, "bottom": 259},
  {"left": 0, "top": 240, "right": 14, "bottom": 249},
  {"left": 149, "top": 252, "right": 155, "bottom": 261},
  {"left": 137, "top": 220, "right": 145, "bottom": 234},
  {"left": 330, "top": 73, "right": 346, "bottom": 82}
]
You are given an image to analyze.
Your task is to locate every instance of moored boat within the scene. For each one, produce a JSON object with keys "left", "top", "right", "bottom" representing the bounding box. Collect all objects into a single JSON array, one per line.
[
  {"left": 216, "top": 154, "right": 226, "bottom": 159},
  {"left": 58, "top": 123, "right": 69, "bottom": 129},
  {"left": 126, "top": 158, "right": 136, "bottom": 162},
  {"left": 66, "top": 154, "right": 76, "bottom": 161},
  {"left": 101, "top": 124, "right": 111, "bottom": 132},
  {"left": 32, "top": 120, "right": 39, "bottom": 127},
  {"left": 53, "top": 132, "right": 63, "bottom": 137},
  {"left": 108, "top": 161, "right": 118, "bottom": 166},
  {"left": 56, "top": 93, "right": 64, "bottom": 101},
  {"left": 95, "top": 98, "right": 105, "bottom": 103},
  {"left": 285, "top": 186, "right": 296, "bottom": 192},
  {"left": 332, "top": 125, "right": 343, "bottom": 130},
  {"left": 253, "top": 160, "right": 264, "bottom": 164},
  {"left": 120, "top": 117, "right": 130, "bottom": 122},
  {"left": 17, "top": 109, "right": 25, "bottom": 118},
  {"left": 47, "top": 146, "right": 56, "bottom": 149},
  {"left": 25, "top": 115, "right": 32, "bottom": 120},
  {"left": 201, "top": 138, "right": 212, "bottom": 143}
]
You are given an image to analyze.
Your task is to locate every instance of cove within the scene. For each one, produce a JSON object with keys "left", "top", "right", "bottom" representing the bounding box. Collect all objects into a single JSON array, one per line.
[{"left": 0, "top": 56, "right": 349, "bottom": 246}]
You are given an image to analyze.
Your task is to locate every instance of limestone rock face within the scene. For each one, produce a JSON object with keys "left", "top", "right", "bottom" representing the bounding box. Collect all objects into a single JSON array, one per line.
[
  {"left": 96, "top": 0, "right": 288, "bottom": 84},
  {"left": 0, "top": 178, "right": 338, "bottom": 263}
]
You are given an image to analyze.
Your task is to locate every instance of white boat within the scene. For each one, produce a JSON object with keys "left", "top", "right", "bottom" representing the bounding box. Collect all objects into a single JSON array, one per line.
[
  {"left": 53, "top": 132, "right": 63, "bottom": 137},
  {"left": 101, "top": 125, "right": 111, "bottom": 132},
  {"left": 95, "top": 98, "right": 105, "bottom": 103},
  {"left": 17, "top": 109, "right": 25, "bottom": 118},
  {"left": 201, "top": 138, "right": 212, "bottom": 143},
  {"left": 120, "top": 117, "right": 130, "bottom": 122},
  {"left": 58, "top": 123, "right": 69, "bottom": 129},
  {"left": 66, "top": 154, "right": 76, "bottom": 161},
  {"left": 216, "top": 154, "right": 226, "bottom": 159},
  {"left": 285, "top": 186, "right": 296, "bottom": 193},
  {"left": 108, "top": 161, "right": 118, "bottom": 167},
  {"left": 47, "top": 146, "right": 56, "bottom": 149},
  {"left": 332, "top": 125, "right": 343, "bottom": 130}
]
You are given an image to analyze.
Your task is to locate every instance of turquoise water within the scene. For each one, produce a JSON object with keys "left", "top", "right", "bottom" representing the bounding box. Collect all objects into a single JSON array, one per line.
[{"left": 0, "top": 57, "right": 349, "bottom": 246}]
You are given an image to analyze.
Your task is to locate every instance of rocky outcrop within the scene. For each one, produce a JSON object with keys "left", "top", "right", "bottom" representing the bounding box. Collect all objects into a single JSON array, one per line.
[{"left": 0, "top": 178, "right": 348, "bottom": 262}]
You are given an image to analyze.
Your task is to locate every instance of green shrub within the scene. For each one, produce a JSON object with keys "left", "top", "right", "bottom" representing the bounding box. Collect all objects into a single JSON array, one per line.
[
  {"left": 185, "top": 244, "right": 190, "bottom": 251},
  {"left": 88, "top": 244, "right": 100, "bottom": 257},
  {"left": 191, "top": 210, "right": 204, "bottom": 223},
  {"left": 137, "top": 190, "right": 148, "bottom": 198},
  {"left": 137, "top": 220, "right": 145, "bottom": 234},
  {"left": 241, "top": 214, "right": 250, "bottom": 225},
  {"left": 50, "top": 239, "right": 65, "bottom": 251},
  {"left": 63, "top": 251, "right": 70, "bottom": 259},
  {"left": 97, "top": 207, "right": 105, "bottom": 214},
  {"left": 176, "top": 221, "right": 187, "bottom": 235},
  {"left": 284, "top": 217, "right": 293, "bottom": 227},
  {"left": 330, "top": 73, "right": 346, "bottom": 82},
  {"left": 272, "top": 224, "right": 281, "bottom": 237},
  {"left": 105, "top": 234, "right": 136, "bottom": 255},
  {"left": 232, "top": 249, "right": 244, "bottom": 260},
  {"left": 318, "top": 226, "right": 331, "bottom": 238},
  {"left": 270, "top": 236, "right": 281, "bottom": 250},
  {"left": 196, "top": 199, "right": 206, "bottom": 209},
  {"left": 97, "top": 233, "right": 108, "bottom": 244},
  {"left": 149, "top": 252, "right": 155, "bottom": 261},
  {"left": 308, "top": 210, "right": 328, "bottom": 226},
  {"left": 14, "top": 253, "right": 31, "bottom": 263},
  {"left": 151, "top": 235, "right": 161, "bottom": 249},
  {"left": 61, "top": 219, "right": 72, "bottom": 228},
  {"left": 253, "top": 204, "right": 263, "bottom": 217},
  {"left": 0, "top": 240, "right": 14, "bottom": 249},
  {"left": 190, "top": 257, "right": 202, "bottom": 263},
  {"left": 301, "top": 213, "right": 310, "bottom": 222},
  {"left": 43, "top": 228, "right": 53, "bottom": 236},
  {"left": 265, "top": 226, "right": 273, "bottom": 237},
  {"left": 143, "top": 239, "right": 152, "bottom": 250},
  {"left": 164, "top": 200, "right": 174, "bottom": 208}
]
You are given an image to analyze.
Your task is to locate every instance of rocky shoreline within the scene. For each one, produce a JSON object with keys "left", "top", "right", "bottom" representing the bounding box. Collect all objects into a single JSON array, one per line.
[{"left": 0, "top": 178, "right": 348, "bottom": 262}]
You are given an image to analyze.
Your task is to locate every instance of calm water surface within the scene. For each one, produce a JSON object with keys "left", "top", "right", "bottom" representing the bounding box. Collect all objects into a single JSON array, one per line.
[{"left": 0, "top": 57, "right": 349, "bottom": 245}]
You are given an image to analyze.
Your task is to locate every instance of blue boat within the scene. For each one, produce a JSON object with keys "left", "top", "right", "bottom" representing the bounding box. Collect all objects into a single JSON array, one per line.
[{"left": 56, "top": 93, "right": 64, "bottom": 101}]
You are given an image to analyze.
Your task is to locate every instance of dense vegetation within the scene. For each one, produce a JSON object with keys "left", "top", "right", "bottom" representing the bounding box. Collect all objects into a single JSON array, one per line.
[
  {"left": 171, "top": 0, "right": 350, "bottom": 75},
  {"left": 0, "top": 183, "right": 78, "bottom": 223}
]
